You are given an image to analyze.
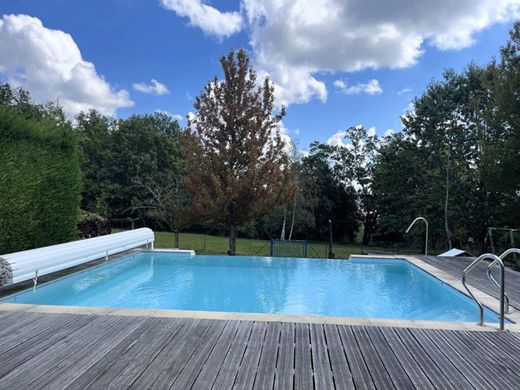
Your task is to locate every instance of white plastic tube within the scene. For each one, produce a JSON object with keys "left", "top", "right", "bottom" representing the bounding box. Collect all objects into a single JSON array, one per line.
[{"left": 0, "top": 228, "right": 154, "bottom": 287}]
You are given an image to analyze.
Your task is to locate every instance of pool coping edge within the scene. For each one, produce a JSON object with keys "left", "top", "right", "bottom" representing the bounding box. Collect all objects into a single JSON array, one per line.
[{"left": 1, "top": 301, "right": 519, "bottom": 332}]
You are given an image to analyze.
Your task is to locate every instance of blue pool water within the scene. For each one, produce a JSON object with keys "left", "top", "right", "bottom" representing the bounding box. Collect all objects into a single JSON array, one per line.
[{"left": 3, "top": 252, "right": 500, "bottom": 322}]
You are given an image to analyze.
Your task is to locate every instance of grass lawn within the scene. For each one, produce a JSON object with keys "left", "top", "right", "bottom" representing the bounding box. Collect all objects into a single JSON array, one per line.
[{"left": 153, "top": 231, "right": 425, "bottom": 258}]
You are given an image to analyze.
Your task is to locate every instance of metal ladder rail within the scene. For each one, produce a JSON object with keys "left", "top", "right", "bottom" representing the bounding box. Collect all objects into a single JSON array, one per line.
[
  {"left": 462, "top": 253, "right": 505, "bottom": 330},
  {"left": 487, "top": 248, "right": 520, "bottom": 314},
  {"left": 405, "top": 217, "right": 429, "bottom": 255}
]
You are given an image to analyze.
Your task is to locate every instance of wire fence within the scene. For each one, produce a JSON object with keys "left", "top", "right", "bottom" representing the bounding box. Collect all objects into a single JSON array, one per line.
[
  {"left": 105, "top": 220, "right": 516, "bottom": 260},
  {"left": 146, "top": 230, "right": 428, "bottom": 259}
]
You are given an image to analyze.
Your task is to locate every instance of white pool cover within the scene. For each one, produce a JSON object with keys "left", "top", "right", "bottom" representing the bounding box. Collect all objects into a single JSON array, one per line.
[{"left": 0, "top": 228, "right": 154, "bottom": 287}]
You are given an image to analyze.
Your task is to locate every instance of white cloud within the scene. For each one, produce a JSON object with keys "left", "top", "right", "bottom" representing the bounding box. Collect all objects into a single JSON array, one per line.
[
  {"left": 367, "top": 126, "right": 377, "bottom": 137},
  {"left": 160, "top": 0, "right": 242, "bottom": 39},
  {"left": 157, "top": 1, "right": 520, "bottom": 107},
  {"left": 0, "top": 14, "right": 133, "bottom": 118},
  {"left": 258, "top": 65, "right": 327, "bottom": 106},
  {"left": 133, "top": 79, "right": 170, "bottom": 95},
  {"left": 397, "top": 87, "right": 412, "bottom": 95},
  {"left": 326, "top": 130, "right": 348, "bottom": 147},
  {"left": 334, "top": 79, "right": 383, "bottom": 95},
  {"left": 242, "top": 0, "right": 520, "bottom": 106}
]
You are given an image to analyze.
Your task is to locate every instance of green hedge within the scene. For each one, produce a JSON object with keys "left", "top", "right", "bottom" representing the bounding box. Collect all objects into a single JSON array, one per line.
[{"left": 0, "top": 107, "right": 81, "bottom": 253}]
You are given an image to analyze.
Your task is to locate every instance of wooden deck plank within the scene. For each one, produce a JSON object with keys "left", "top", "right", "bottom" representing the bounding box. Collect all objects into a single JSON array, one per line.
[
  {"left": 0, "top": 313, "right": 97, "bottom": 368},
  {"left": 0, "top": 311, "right": 50, "bottom": 339},
  {"left": 294, "top": 322, "right": 314, "bottom": 390},
  {"left": 323, "top": 324, "right": 355, "bottom": 390},
  {"left": 0, "top": 310, "right": 34, "bottom": 330},
  {"left": 376, "top": 327, "right": 435, "bottom": 389},
  {"left": 393, "top": 327, "right": 467, "bottom": 390},
  {"left": 41, "top": 316, "right": 153, "bottom": 389},
  {"left": 253, "top": 321, "right": 280, "bottom": 390},
  {"left": 0, "top": 315, "right": 130, "bottom": 389},
  {"left": 350, "top": 326, "right": 396, "bottom": 389},
  {"left": 434, "top": 329, "right": 520, "bottom": 389},
  {"left": 127, "top": 319, "right": 212, "bottom": 389},
  {"left": 363, "top": 326, "right": 415, "bottom": 390},
  {"left": 30, "top": 315, "right": 148, "bottom": 389},
  {"left": 64, "top": 317, "right": 179, "bottom": 389},
  {"left": 0, "top": 309, "right": 16, "bottom": 320},
  {"left": 0, "top": 313, "right": 76, "bottom": 356},
  {"left": 466, "top": 331, "right": 520, "bottom": 364},
  {"left": 309, "top": 323, "right": 335, "bottom": 390},
  {"left": 149, "top": 319, "right": 224, "bottom": 389},
  {"left": 273, "top": 322, "right": 295, "bottom": 390},
  {"left": 431, "top": 328, "right": 520, "bottom": 390},
  {"left": 0, "top": 314, "right": 93, "bottom": 378},
  {"left": 232, "top": 321, "right": 268, "bottom": 390},
  {"left": 211, "top": 320, "right": 254, "bottom": 389},
  {"left": 412, "top": 328, "right": 496, "bottom": 390},
  {"left": 97, "top": 318, "right": 193, "bottom": 389},
  {"left": 337, "top": 325, "right": 376, "bottom": 390},
  {"left": 168, "top": 320, "right": 230, "bottom": 389},
  {"left": 457, "top": 331, "right": 520, "bottom": 372},
  {"left": 189, "top": 320, "right": 241, "bottom": 389}
]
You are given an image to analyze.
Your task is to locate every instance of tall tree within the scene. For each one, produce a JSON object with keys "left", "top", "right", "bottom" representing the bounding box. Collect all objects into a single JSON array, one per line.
[
  {"left": 185, "top": 49, "right": 294, "bottom": 255},
  {"left": 483, "top": 21, "right": 520, "bottom": 228},
  {"left": 76, "top": 110, "right": 115, "bottom": 216},
  {"left": 77, "top": 111, "right": 185, "bottom": 231},
  {"left": 299, "top": 147, "right": 359, "bottom": 242},
  {"left": 373, "top": 22, "right": 520, "bottom": 253},
  {"left": 319, "top": 126, "right": 380, "bottom": 245},
  {"left": 372, "top": 134, "right": 435, "bottom": 248}
]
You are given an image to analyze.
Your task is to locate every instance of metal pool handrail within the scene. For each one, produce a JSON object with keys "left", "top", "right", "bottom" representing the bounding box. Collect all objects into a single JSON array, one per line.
[
  {"left": 486, "top": 248, "right": 520, "bottom": 314},
  {"left": 405, "top": 217, "right": 428, "bottom": 255},
  {"left": 462, "top": 253, "right": 505, "bottom": 330}
]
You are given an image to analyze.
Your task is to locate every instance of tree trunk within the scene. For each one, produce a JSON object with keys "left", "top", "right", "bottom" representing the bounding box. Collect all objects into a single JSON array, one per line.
[
  {"left": 288, "top": 196, "right": 297, "bottom": 240},
  {"left": 362, "top": 228, "right": 369, "bottom": 246},
  {"left": 280, "top": 205, "right": 287, "bottom": 240},
  {"left": 444, "top": 151, "right": 453, "bottom": 249},
  {"left": 228, "top": 226, "right": 237, "bottom": 256},
  {"left": 362, "top": 213, "right": 371, "bottom": 246},
  {"left": 361, "top": 210, "right": 377, "bottom": 246},
  {"left": 174, "top": 228, "right": 180, "bottom": 249}
]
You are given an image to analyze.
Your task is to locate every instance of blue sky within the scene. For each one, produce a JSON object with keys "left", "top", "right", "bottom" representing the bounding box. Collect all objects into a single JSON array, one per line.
[{"left": 0, "top": 0, "right": 517, "bottom": 149}]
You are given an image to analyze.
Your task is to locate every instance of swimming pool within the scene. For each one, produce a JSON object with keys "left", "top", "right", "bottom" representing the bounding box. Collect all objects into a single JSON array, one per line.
[{"left": 2, "top": 252, "right": 501, "bottom": 322}]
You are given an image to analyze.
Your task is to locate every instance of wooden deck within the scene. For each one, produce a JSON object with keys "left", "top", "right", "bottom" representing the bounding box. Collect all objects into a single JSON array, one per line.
[
  {"left": 0, "top": 310, "right": 520, "bottom": 389},
  {"left": 2, "top": 255, "right": 520, "bottom": 389},
  {"left": 416, "top": 255, "right": 520, "bottom": 309}
]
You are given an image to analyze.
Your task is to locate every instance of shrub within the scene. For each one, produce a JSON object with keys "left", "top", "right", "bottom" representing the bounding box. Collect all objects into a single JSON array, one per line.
[
  {"left": 77, "top": 210, "right": 111, "bottom": 238},
  {"left": 0, "top": 107, "right": 81, "bottom": 253}
]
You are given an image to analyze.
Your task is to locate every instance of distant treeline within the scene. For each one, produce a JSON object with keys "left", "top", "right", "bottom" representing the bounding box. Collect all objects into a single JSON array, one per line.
[{"left": 0, "top": 22, "right": 518, "bottom": 254}]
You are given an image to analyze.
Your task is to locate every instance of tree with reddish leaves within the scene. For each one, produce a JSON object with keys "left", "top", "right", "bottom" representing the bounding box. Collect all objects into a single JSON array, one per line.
[{"left": 185, "top": 49, "right": 295, "bottom": 255}]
